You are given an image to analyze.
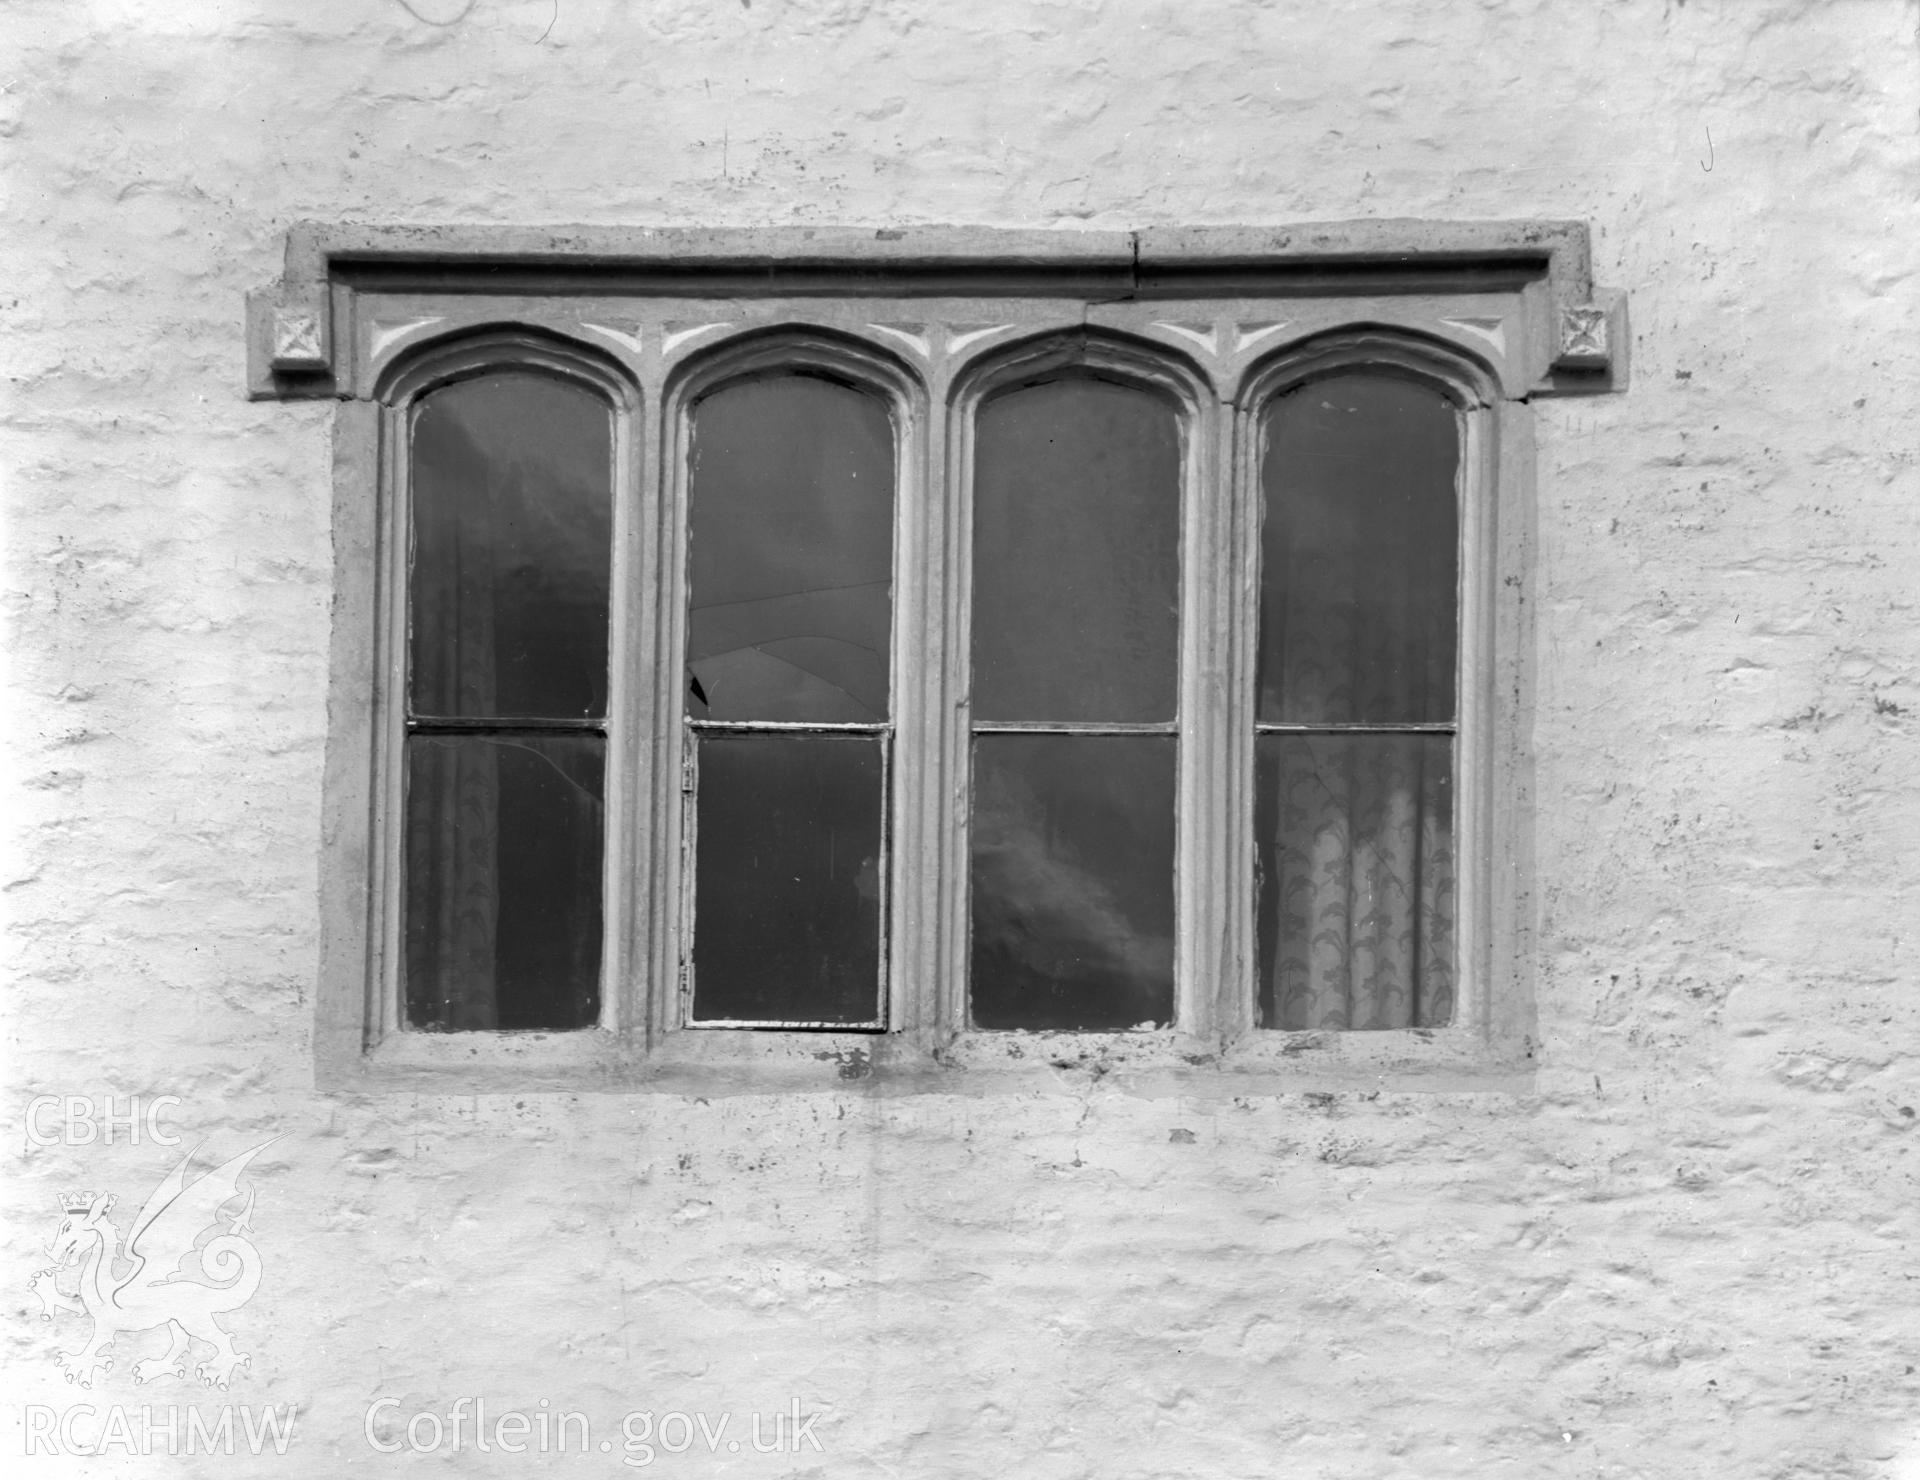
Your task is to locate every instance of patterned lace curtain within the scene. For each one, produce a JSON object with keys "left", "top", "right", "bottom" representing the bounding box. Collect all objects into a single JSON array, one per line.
[{"left": 1255, "top": 372, "right": 1459, "bottom": 1030}]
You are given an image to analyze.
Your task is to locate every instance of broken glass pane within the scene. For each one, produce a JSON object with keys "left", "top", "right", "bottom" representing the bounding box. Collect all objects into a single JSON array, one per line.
[
  {"left": 688, "top": 374, "right": 895, "bottom": 723},
  {"left": 1254, "top": 733, "right": 1453, "bottom": 1030},
  {"left": 970, "top": 734, "right": 1175, "bottom": 1029},
  {"left": 691, "top": 732, "right": 885, "bottom": 1025},
  {"left": 404, "top": 732, "right": 605, "bottom": 1031},
  {"left": 971, "top": 377, "right": 1181, "bottom": 723},
  {"left": 1258, "top": 373, "right": 1459, "bottom": 725},
  {"left": 410, "top": 372, "right": 613, "bottom": 720}
]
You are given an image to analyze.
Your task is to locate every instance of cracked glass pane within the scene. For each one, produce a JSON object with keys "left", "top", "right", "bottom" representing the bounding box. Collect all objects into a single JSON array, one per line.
[{"left": 688, "top": 374, "right": 894, "bottom": 722}]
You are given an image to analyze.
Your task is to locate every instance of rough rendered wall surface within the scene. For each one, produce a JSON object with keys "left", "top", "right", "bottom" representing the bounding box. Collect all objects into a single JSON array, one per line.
[{"left": 5, "top": 2, "right": 1919, "bottom": 1476}]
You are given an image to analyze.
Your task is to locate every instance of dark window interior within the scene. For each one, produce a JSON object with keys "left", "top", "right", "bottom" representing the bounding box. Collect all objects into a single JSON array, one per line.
[
  {"left": 968, "top": 375, "right": 1181, "bottom": 1030},
  {"left": 403, "top": 371, "right": 611, "bottom": 1031},
  {"left": 686, "top": 372, "right": 895, "bottom": 1027}
]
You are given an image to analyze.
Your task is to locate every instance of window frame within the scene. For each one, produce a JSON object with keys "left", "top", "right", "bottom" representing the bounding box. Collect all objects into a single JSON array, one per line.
[
  {"left": 1226, "top": 332, "right": 1504, "bottom": 1060},
  {"left": 270, "top": 222, "right": 1626, "bottom": 1093},
  {"left": 947, "top": 334, "right": 1214, "bottom": 1049},
  {"left": 660, "top": 331, "right": 928, "bottom": 1041},
  {"left": 363, "top": 329, "right": 644, "bottom": 1080}
]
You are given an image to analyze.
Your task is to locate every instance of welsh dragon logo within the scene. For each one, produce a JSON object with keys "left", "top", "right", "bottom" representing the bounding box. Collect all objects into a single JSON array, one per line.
[{"left": 28, "top": 1140, "right": 273, "bottom": 1390}]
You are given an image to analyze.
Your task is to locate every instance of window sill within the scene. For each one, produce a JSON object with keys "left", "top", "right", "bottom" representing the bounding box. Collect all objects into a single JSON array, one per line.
[{"left": 320, "top": 1023, "right": 1533, "bottom": 1096}]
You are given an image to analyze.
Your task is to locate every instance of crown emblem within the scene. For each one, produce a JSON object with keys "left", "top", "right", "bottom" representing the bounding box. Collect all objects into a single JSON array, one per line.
[{"left": 58, "top": 1191, "right": 96, "bottom": 1214}]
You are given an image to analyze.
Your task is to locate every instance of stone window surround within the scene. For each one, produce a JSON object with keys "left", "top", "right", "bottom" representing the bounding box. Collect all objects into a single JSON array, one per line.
[{"left": 247, "top": 221, "right": 1627, "bottom": 1095}]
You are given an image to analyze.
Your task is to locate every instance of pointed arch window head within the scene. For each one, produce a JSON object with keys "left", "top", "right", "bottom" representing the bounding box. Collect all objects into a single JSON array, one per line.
[{"left": 294, "top": 225, "right": 1625, "bottom": 1087}]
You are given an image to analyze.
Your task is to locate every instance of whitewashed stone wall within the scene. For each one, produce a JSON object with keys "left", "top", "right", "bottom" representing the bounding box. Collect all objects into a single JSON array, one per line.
[{"left": 6, "top": 2, "right": 1918, "bottom": 1475}]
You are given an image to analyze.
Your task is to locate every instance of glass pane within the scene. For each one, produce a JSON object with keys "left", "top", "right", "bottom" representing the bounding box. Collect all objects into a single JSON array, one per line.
[
  {"left": 970, "top": 734, "right": 1175, "bottom": 1030},
  {"left": 972, "top": 378, "right": 1181, "bottom": 723},
  {"left": 410, "top": 372, "right": 613, "bottom": 720},
  {"left": 691, "top": 733, "right": 885, "bottom": 1025},
  {"left": 1255, "top": 733, "right": 1453, "bottom": 1030},
  {"left": 404, "top": 733, "right": 604, "bottom": 1031},
  {"left": 688, "top": 374, "right": 895, "bottom": 722},
  {"left": 1257, "top": 374, "right": 1458, "bottom": 724}
]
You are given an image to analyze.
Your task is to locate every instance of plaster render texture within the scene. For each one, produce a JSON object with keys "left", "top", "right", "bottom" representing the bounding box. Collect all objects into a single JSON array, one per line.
[{"left": 4, "top": 2, "right": 1919, "bottom": 1477}]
